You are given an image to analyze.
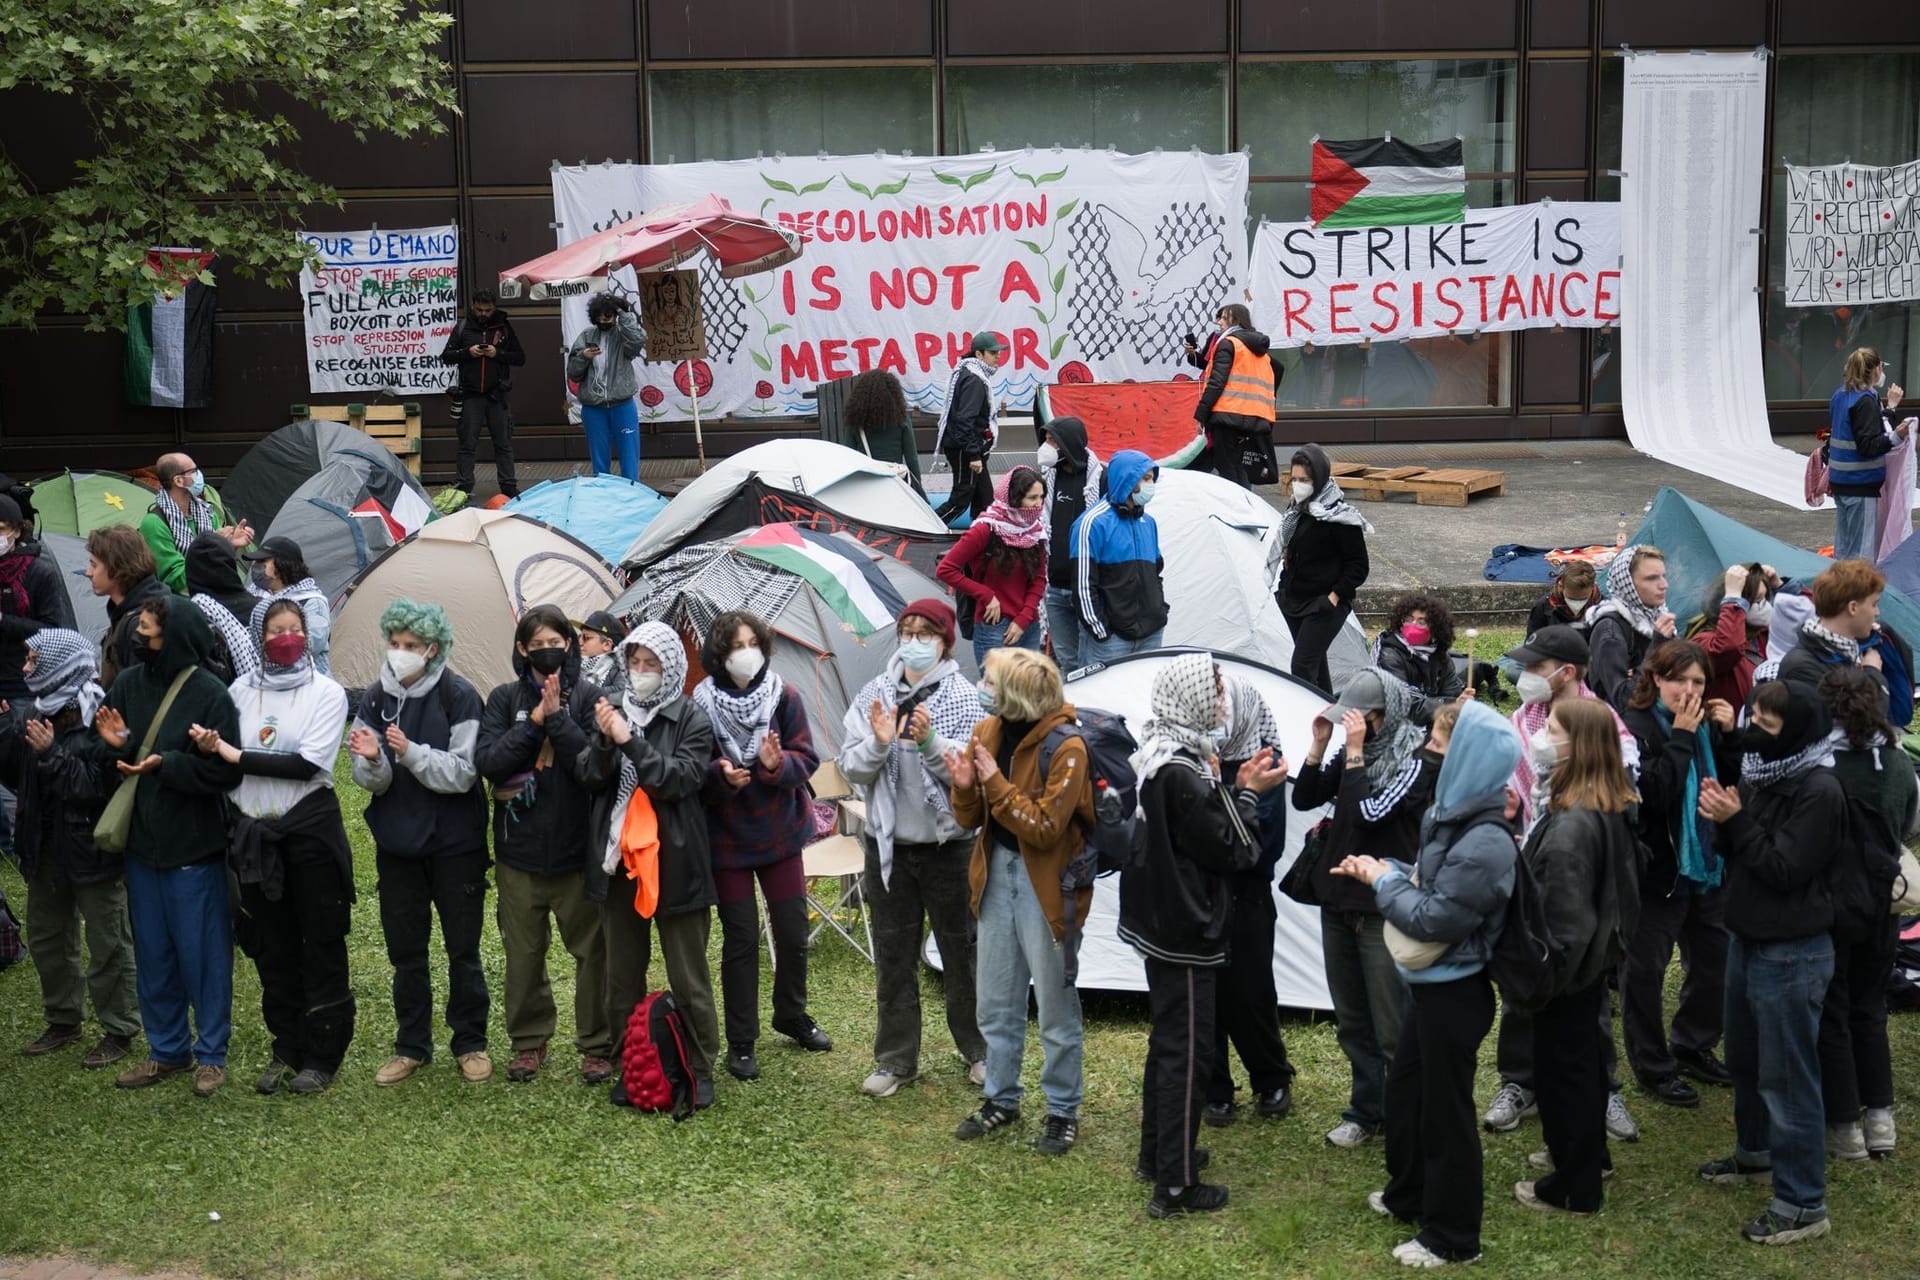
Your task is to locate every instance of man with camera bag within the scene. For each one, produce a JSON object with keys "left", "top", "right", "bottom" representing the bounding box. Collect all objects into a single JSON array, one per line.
[
  {"left": 1190, "top": 305, "right": 1281, "bottom": 490},
  {"left": 441, "top": 288, "right": 527, "bottom": 501}
]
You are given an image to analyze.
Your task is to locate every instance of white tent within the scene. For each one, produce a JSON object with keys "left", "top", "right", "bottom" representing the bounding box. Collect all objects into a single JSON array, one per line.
[
  {"left": 928, "top": 648, "right": 1335, "bottom": 1011},
  {"left": 619, "top": 438, "right": 947, "bottom": 571}
]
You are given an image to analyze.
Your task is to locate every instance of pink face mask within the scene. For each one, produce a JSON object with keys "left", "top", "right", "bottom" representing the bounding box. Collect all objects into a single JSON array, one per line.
[
  {"left": 1401, "top": 623, "right": 1433, "bottom": 647},
  {"left": 263, "top": 631, "right": 307, "bottom": 667}
]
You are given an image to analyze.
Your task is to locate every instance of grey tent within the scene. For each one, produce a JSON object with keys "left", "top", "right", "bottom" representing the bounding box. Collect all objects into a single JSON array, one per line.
[
  {"left": 224, "top": 419, "right": 415, "bottom": 531},
  {"left": 264, "top": 447, "right": 433, "bottom": 601},
  {"left": 42, "top": 532, "right": 110, "bottom": 648}
]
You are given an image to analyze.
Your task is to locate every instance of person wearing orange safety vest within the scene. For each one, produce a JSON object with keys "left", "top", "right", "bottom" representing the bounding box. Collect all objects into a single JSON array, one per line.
[{"left": 1192, "top": 304, "right": 1283, "bottom": 490}]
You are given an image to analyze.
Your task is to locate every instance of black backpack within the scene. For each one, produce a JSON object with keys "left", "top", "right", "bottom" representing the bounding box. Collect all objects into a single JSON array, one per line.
[
  {"left": 1037, "top": 707, "right": 1144, "bottom": 984},
  {"left": 1485, "top": 819, "right": 1561, "bottom": 1013},
  {"left": 1830, "top": 796, "right": 1902, "bottom": 944}
]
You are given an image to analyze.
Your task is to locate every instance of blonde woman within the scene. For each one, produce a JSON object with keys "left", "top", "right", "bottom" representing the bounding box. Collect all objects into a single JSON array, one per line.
[{"left": 1826, "top": 347, "right": 1907, "bottom": 561}]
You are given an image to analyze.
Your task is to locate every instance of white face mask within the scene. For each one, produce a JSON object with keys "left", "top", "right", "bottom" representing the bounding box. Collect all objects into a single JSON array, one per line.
[
  {"left": 1562, "top": 593, "right": 1591, "bottom": 616},
  {"left": 1290, "top": 480, "right": 1314, "bottom": 503},
  {"left": 725, "top": 645, "right": 765, "bottom": 685},
  {"left": 386, "top": 648, "right": 428, "bottom": 684},
  {"left": 1747, "top": 599, "right": 1774, "bottom": 629},
  {"left": 0, "top": 534, "right": 13, "bottom": 558},
  {"left": 1515, "top": 669, "right": 1558, "bottom": 706},
  {"left": 627, "top": 671, "right": 663, "bottom": 701},
  {"left": 1036, "top": 441, "right": 1060, "bottom": 469},
  {"left": 1528, "top": 724, "right": 1563, "bottom": 773}
]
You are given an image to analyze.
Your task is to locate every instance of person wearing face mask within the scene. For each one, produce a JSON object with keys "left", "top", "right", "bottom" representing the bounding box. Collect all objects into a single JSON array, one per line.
[
  {"left": 937, "top": 467, "right": 1049, "bottom": 666},
  {"left": 1526, "top": 561, "right": 1599, "bottom": 638},
  {"left": 566, "top": 292, "right": 649, "bottom": 480},
  {"left": 138, "top": 452, "right": 251, "bottom": 595},
  {"left": 1190, "top": 304, "right": 1282, "bottom": 490},
  {"left": 1035, "top": 416, "right": 1103, "bottom": 674},
  {"left": 1826, "top": 346, "right": 1907, "bottom": 563},
  {"left": 1614, "top": 642, "right": 1742, "bottom": 1117},
  {"left": 1371, "top": 592, "right": 1468, "bottom": 726},
  {"left": 1585, "top": 545, "right": 1676, "bottom": 712},
  {"left": 1288, "top": 669, "right": 1429, "bottom": 1150},
  {"left": 0, "top": 491, "right": 76, "bottom": 708},
  {"left": 842, "top": 368, "right": 926, "bottom": 499},
  {"left": 1778, "top": 559, "right": 1915, "bottom": 729},
  {"left": 476, "top": 605, "right": 614, "bottom": 1085},
  {"left": 1278, "top": 444, "right": 1372, "bottom": 694},
  {"left": 241, "top": 537, "right": 331, "bottom": 677},
  {"left": 932, "top": 330, "right": 1005, "bottom": 525},
  {"left": 692, "top": 609, "right": 831, "bottom": 1081},
  {"left": 348, "top": 599, "right": 492, "bottom": 1088},
  {"left": 188, "top": 600, "right": 354, "bottom": 1095},
  {"left": 184, "top": 531, "right": 258, "bottom": 685},
  {"left": 839, "top": 599, "right": 988, "bottom": 1099},
  {"left": 1685, "top": 564, "right": 1777, "bottom": 709},
  {"left": 587, "top": 620, "right": 722, "bottom": 1110},
  {"left": 1694, "top": 680, "right": 1846, "bottom": 1247},
  {"left": 84, "top": 598, "right": 242, "bottom": 1097},
  {"left": 1069, "top": 449, "right": 1169, "bottom": 665},
  {"left": 1121, "top": 653, "right": 1288, "bottom": 1217}
]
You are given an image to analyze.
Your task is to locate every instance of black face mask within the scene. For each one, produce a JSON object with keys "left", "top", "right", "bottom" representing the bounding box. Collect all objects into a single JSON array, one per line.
[
  {"left": 526, "top": 647, "right": 567, "bottom": 677},
  {"left": 1737, "top": 725, "right": 1783, "bottom": 757},
  {"left": 135, "top": 644, "right": 163, "bottom": 671}
]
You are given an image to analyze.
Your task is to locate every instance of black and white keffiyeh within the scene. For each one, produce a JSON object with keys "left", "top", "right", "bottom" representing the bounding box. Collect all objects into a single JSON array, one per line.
[
  {"left": 872, "top": 655, "right": 980, "bottom": 801},
  {"left": 933, "top": 356, "right": 994, "bottom": 454},
  {"left": 1219, "top": 673, "right": 1281, "bottom": 763},
  {"left": 1280, "top": 479, "right": 1373, "bottom": 549},
  {"left": 1798, "top": 617, "right": 1859, "bottom": 664},
  {"left": 603, "top": 621, "right": 689, "bottom": 875},
  {"left": 693, "top": 667, "right": 786, "bottom": 765},
  {"left": 193, "top": 595, "right": 260, "bottom": 682},
  {"left": 155, "top": 492, "right": 218, "bottom": 557},
  {"left": 1129, "top": 651, "right": 1222, "bottom": 783},
  {"left": 24, "top": 628, "right": 105, "bottom": 726},
  {"left": 1740, "top": 731, "right": 1839, "bottom": 790},
  {"left": 1586, "top": 547, "right": 1667, "bottom": 639}
]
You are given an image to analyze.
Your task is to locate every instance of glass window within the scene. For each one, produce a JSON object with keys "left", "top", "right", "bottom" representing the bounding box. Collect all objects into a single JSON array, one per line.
[
  {"left": 1238, "top": 60, "right": 1517, "bottom": 178},
  {"left": 649, "top": 68, "right": 935, "bottom": 162},
  {"left": 1595, "top": 56, "right": 1623, "bottom": 202},
  {"left": 1275, "top": 336, "right": 1512, "bottom": 411},
  {"left": 943, "top": 63, "right": 1226, "bottom": 154}
]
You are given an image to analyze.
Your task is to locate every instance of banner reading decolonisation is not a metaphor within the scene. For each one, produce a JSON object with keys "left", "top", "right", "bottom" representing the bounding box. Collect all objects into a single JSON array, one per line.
[
  {"left": 550, "top": 150, "right": 1248, "bottom": 420},
  {"left": 1248, "top": 202, "right": 1621, "bottom": 348}
]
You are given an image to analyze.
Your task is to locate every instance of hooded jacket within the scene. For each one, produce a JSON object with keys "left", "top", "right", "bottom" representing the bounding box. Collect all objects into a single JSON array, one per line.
[
  {"left": 88, "top": 603, "right": 243, "bottom": 868},
  {"left": 1040, "top": 417, "right": 1103, "bottom": 591},
  {"left": 351, "top": 660, "right": 488, "bottom": 858},
  {"left": 1278, "top": 444, "right": 1369, "bottom": 609},
  {"left": 102, "top": 575, "right": 174, "bottom": 686},
  {"left": 1620, "top": 703, "right": 1739, "bottom": 895},
  {"left": 1119, "top": 757, "right": 1263, "bottom": 967},
  {"left": 477, "top": 640, "right": 610, "bottom": 883},
  {"left": 1068, "top": 449, "right": 1168, "bottom": 643},
  {"left": 0, "top": 535, "right": 76, "bottom": 701},
  {"left": 1194, "top": 327, "right": 1282, "bottom": 432},
  {"left": 183, "top": 532, "right": 253, "bottom": 623},
  {"left": 566, "top": 310, "right": 648, "bottom": 406},
  {"left": 585, "top": 694, "right": 717, "bottom": 917},
  {"left": 440, "top": 308, "right": 527, "bottom": 399},
  {"left": 1523, "top": 805, "right": 1642, "bottom": 999},
  {"left": 1716, "top": 686, "right": 1844, "bottom": 941},
  {"left": 1372, "top": 629, "right": 1466, "bottom": 724},
  {"left": 0, "top": 706, "right": 116, "bottom": 885}
]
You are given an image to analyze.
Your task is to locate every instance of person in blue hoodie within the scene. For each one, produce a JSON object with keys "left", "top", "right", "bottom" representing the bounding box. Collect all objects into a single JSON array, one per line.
[
  {"left": 1333, "top": 699, "right": 1522, "bottom": 1269},
  {"left": 1068, "top": 449, "right": 1169, "bottom": 666}
]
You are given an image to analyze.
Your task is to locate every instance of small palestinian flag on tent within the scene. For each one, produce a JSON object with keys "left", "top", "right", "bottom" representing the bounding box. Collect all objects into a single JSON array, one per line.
[
  {"left": 735, "top": 523, "right": 906, "bottom": 637},
  {"left": 125, "top": 248, "right": 215, "bottom": 408},
  {"left": 1310, "top": 138, "right": 1467, "bottom": 228}
]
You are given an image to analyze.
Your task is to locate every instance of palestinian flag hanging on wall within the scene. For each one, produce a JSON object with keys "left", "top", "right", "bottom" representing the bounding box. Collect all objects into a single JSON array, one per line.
[
  {"left": 125, "top": 248, "right": 215, "bottom": 408},
  {"left": 1310, "top": 138, "right": 1467, "bottom": 228}
]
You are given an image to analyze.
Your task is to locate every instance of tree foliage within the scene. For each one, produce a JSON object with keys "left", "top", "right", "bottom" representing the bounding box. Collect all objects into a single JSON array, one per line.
[{"left": 0, "top": 0, "right": 456, "bottom": 330}]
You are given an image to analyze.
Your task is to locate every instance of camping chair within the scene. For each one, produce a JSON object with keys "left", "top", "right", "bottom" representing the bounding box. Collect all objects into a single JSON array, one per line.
[{"left": 792, "top": 759, "right": 874, "bottom": 963}]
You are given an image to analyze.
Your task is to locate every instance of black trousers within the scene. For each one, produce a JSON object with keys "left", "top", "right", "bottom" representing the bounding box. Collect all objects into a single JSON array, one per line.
[
  {"left": 1383, "top": 972, "right": 1495, "bottom": 1261},
  {"left": 1620, "top": 884, "right": 1727, "bottom": 1082},
  {"left": 456, "top": 393, "right": 518, "bottom": 497},
  {"left": 1819, "top": 918, "right": 1898, "bottom": 1122},
  {"left": 1531, "top": 979, "right": 1613, "bottom": 1212},
  {"left": 935, "top": 449, "right": 993, "bottom": 524},
  {"left": 1140, "top": 957, "right": 1219, "bottom": 1190},
  {"left": 864, "top": 837, "right": 985, "bottom": 1074},
  {"left": 1495, "top": 985, "right": 1619, "bottom": 1091},
  {"left": 238, "top": 839, "right": 356, "bottom": 1075},
  {"left": 1280, "top": 597, "right": 1351, "bottom": 695},
  {"left": 715, "top": 859, "right": 810, "bottom": 1047},
  {"left": 1208, "top": 885, "right": 1294, "bottom": 1103},
  {"left": 375, "top": 848, "right": 491, "bottom": 1062}
]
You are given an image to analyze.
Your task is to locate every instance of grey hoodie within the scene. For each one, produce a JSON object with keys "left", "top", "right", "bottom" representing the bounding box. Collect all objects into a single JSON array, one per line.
[{"left": 566, "top": 310, "right": 648, "bottom": 406}]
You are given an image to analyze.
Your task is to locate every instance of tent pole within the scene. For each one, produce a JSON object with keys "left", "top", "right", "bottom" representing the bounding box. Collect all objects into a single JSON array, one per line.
[{"left": 688, "top": 359, "right": 708, "bottom": 472}]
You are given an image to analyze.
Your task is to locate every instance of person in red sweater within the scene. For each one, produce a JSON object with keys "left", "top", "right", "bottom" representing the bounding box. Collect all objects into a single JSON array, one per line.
[
  {"left": 936, "top": 466, "right": 1047, "bottom": 668},
  {"left": 1686, "top": 563, "right": 1778, "bottom": 708}
]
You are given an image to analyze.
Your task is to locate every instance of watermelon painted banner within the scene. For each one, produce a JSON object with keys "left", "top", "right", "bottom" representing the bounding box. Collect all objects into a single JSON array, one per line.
[
  {"left": 1249, "top": 202, "right": 1621, "bottom": 348},
  {"left": 550, "top": 150, "right": 1249, "bottom": 421},
  {"left": 735, "top": 523, "right": 906, "bottom": 636},
  {"left": 1311, "top": 138, "right": 1466, "bottom": 228},
  {"left": 125, "top": 248, "right": 215, "bottom": 408}
]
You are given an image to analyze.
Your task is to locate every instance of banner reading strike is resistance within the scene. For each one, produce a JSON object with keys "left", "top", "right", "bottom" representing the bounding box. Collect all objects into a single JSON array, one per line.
[{"left": 1784, "top": 160, "right": 1920, "bottom": 307}]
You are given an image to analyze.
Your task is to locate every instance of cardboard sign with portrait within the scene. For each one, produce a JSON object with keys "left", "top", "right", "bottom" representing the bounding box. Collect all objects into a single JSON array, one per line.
[{"left": 638, "top": 270, "right": 707, "bottom": 362}]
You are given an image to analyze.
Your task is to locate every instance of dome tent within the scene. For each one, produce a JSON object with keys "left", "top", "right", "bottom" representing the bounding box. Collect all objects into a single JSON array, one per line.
[
  {"left": 263, "top": 446, "right": 433, "bottom": 600},
  {"left": 40, "top": 532, "right": 110, "bottom": 647},
  {"left": 506, "top": 473, "right": 670, "bottom": 566},
  {"left": 28, "top": 469, "right": 155, "bottom": 536},
  {"left": 329, "top": 509, "right": 622, "bottom": 695},
  {"left": 223, "top": 418, "right": 414, "bottom": 531}
]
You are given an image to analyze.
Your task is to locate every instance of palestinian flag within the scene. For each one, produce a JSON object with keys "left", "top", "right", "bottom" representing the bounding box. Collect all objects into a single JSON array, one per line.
[
  {"left": 735, "top": 524, "right": 905, "bottom": 638},
  {"left": 1310, "top": 138, "right": 1466, "bottom": 228},
  {"left": 125, "top": 248, "right": 216, "bottom": 408}
]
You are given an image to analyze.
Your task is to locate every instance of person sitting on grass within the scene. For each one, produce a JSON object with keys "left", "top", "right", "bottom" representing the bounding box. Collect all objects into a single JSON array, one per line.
[
  {"left": 1370, "top": 591, "right": 1469, "bottom": 725},
  {"left": 1527, "top": 561, "right": 1599, "bottom": 636},
  {"left": 1585, "top": 545, "right": 1676, "bottom": 711},
  {"left": 1684, "top": 563, "right": 1778, "bottom": 709}
]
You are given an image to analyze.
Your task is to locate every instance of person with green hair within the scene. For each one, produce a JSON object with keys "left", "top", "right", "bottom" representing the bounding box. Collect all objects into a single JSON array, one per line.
[{"left": 346, "top": 598, "right": 494, "bottom": 1087}]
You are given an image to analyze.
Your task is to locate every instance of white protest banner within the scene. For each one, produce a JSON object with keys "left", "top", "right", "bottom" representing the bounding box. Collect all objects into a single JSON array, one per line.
[
  {"left": 299, "top": 225, "right": 459, "bottom": 394},
  {"left": 1248, "top": 202, "right": 1620, "bottom": 348},
  {"left": 549, "top": 151, "right": 1248, "bottom": 420},
  {"left": 1783, "top": 160, "right": 1920, "bottom": 307}
]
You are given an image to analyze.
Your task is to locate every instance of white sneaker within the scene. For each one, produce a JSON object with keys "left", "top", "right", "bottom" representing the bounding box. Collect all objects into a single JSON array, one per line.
[
  {"left": 968, "top": 1059, "right": 987, "bottom": 1087},
  {"left": 1605, "top": 1091, "right": 1641, "bottom": 1143},
  {"left": 1368, "top": 1190, "right": 1391, "bottom": 1217},
  {"left": 1528, "top": 1149, "right": 1617, "bottom": 1182},
  {"left": 1394, "top": 1239, "right": 1479, "bottom": 1268},
  {"left": 1828, "top": 1122, "right": 1869, "bottom": 1162},
  {"left": 1327, "top": 1120, "right": 1376, "bottom": 1148},
  {"left": 1483, "top": 1081, "right": 1537, "bottom": 1132},
  {"left": 861, "top": 1069, "right": 914, "bottom": 1099},
  {"left": 1865, "top": 1107, "right": 1896, "bottom": 1156}
]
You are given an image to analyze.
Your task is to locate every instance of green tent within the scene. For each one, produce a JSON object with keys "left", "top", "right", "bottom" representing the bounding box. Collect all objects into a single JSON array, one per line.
[{"left": 29, "top": 469, "right": 155, "bottom": 536}]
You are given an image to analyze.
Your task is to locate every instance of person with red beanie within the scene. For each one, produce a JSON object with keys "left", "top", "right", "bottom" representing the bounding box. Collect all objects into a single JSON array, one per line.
[{"left": 937, "top": 467, "right": 1047, "bottom": 667}]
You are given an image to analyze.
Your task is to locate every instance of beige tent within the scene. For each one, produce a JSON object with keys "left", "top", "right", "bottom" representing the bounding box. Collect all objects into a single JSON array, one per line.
[{"left": 330, "top": 508, "right": 622, "bottom": 695}]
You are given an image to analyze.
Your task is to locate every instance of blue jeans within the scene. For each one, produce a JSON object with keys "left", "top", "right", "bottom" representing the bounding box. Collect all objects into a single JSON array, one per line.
[
  {"left": 1322, "top": 908, "right": 1410, "bottom": 1129},
  {"left": 974, "top": 843, "right": 1084, "bottom": 1117},
  {"left": 125, "top": 858, "right": 234, "bottom": 1067},
  {"left": 581, "top": 399, "right": 641, "bottom": 480},
  {"left": 971, "top": 615, "right": 1043, "bottom": 668},
  {"left": 1081, "top": 627, "right": 1165, "bottom": 668},
  {"left": 1043, "top": 586, "right": 1083, "bottom": 675},
  {"left": 1833, "top": 494, "right": 1879, "bottom": 562},
  {"left": 1724, "top": 933, "right": 1835, "bottom": 1220}
]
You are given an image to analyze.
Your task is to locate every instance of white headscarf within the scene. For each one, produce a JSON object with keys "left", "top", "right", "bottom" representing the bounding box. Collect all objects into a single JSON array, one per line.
[{"left": 603, "top": 621, "right": 690, "bottom": 875}]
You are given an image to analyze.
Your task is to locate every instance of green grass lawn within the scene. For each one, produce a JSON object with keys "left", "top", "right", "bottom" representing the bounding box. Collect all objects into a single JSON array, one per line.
[{"left": 3, "top": 637, "right": 1916, "bottom": 1279}]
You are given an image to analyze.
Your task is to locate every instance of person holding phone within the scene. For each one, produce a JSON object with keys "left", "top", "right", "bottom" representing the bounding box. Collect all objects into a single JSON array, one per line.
[
  {"left": 567, "top": 291, "right": 649, "bottom": 482},
  {"left": 440, "top": 288, "right": 526, "bottom": 500},
  {"left": 1826, "top": 347, "right": 1907, "bottom": 562}
]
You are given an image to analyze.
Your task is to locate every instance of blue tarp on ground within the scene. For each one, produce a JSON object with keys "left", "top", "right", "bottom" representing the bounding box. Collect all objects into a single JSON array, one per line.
[
  {"left": 506, "top": 474, "right": 669, "bottom": 566},
  {"left": 1628, "top": 486, "right": 1920, "bottom": 645}
]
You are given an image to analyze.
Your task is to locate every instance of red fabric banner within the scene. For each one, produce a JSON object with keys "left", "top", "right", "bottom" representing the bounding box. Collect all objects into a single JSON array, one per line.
[{"left": 1043, "top": 379, "right": 1202, "bottom": 461}]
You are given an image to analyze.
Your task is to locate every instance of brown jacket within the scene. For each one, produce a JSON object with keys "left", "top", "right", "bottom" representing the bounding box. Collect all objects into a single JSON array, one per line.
[{"left": 952, "top": 706, "right": 1097, "bottom": 942}]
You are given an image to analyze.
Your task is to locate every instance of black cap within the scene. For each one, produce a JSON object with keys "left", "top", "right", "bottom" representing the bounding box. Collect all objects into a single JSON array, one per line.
[
  {"left": 241, "top": 535, "right": 303, "bottom": 564},
  {"left": 0, "top": 494, "right": 21, "bottom": 526},
  {"left": 579, "top": 610, "right": 629, "bottom": 643},
  {"left": 1506, "top": 624, "right": 1590, "bottom": 667}
]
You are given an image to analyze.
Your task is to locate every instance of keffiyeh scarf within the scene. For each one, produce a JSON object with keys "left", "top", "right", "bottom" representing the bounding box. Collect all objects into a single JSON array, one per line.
[
  {"left": 1219, "top": 673, "right": 1281, "bottom": 763},
  {"left": 604, "top": 621, "right": 689, "bottom": 875},
  {"left": 875, "top": 656, "right": 980, "bottom": 803},
  {"left": 933, "top": 357, "right": 994, "bottom": 454},
  {"left": 693, "top": 668, "right": 786, "bottom": 766},
  {"left": 1798, "top": 617, "right": 1859, "bottom": 663},
  {"left": 1740, "top": 729, "right": 1838, "bottom": 790},
  {"left": 24, "top": 628, "right": 105, "bottom": 726},
  {"left": 156, "top": 493, "right": 218, "bottom": 557},
  {"left": 973, "top": 472, "right": 1047, "bottom": 549},
  {"left": 194, "top": 595, "right": 260, "bottom": 682},
  {"left": 1129, "top": 651, "right": 1222, "bottom": 783},
  {"left": 1586, "top": 547, "right": 1667, "bottom": 639},
  {"left": 1358, "top": 669, "right": 1430, "bottom": 792},
  {"left": 1280, "top": 479, "right": 1374, "bottom": 549}
]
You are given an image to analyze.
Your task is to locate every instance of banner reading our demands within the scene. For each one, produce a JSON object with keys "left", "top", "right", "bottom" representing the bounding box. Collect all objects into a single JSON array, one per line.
[
  {"left": 1249, "top": 202, "right": 1621, "bottom": 348},
  {"left": 299, "top": 225, "right": 459, "bottom": 394},
  {"left": 1784, "top": 160, "right": 1920, "bottom": 307},
  {"left": 550, "top": 151, "right": 1248, "bottom": 420}
]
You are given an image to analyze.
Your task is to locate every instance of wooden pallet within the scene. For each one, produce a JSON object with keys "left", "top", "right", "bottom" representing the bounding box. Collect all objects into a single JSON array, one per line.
[
  {"left": 289, "top": 402, "right": 423, "bottom": 475},
  {"left": 1329, "top": 462, "right": 1504, "bottom": 508}
]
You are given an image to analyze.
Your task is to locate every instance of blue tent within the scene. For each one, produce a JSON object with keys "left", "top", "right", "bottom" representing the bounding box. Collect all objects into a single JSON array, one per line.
[
  {"left": 505, "top": 474, "right": 669, "bottom": 566},
  {"left": 1628, "top": 486, "right": 1920, "bottom": 645}
]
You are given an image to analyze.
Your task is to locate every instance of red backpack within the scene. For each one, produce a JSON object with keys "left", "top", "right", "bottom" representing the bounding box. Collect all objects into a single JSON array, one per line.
[{"left": 610, "top": 990, "right": 697, "bottom": 1120}]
